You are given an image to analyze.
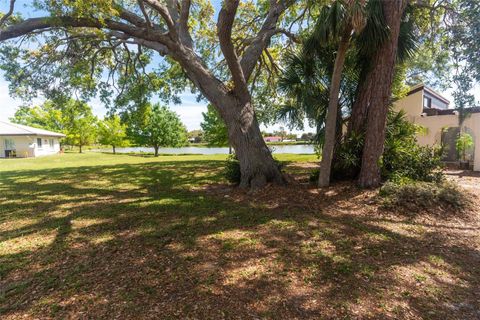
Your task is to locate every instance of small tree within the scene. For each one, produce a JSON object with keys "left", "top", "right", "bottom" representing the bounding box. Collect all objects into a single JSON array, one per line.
[
  {"left": 201, "top": 104, "right": 230, "bottom": 153},
  {"left": 143, "top": 104, "right": 187, "bottom": 157},
  {"left": 60, "top": 100, "right": 97, "bottom": 153},
  {"left": 456, "top": 133, "right": 474, "bottom": 163},
  {"left": 10, "top": 102, "right": 64, "bottom": 133},
  {"left": 68, "top": 117, "right": 97, "bottom": 153},
  {"left": 98, "top": 115, "right": 128, "bottom": 154}
]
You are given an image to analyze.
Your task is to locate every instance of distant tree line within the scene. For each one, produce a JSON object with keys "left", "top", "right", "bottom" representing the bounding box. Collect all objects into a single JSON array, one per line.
[{"left": 11, "top": 100, "right": 187, "bottom": 157}]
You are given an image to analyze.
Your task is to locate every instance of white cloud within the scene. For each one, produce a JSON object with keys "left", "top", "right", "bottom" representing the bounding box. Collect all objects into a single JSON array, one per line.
[
  {"left": 0, "top": 80, "right": 25, "bottom": 120},
  {"left": 169, "top": 103, "right": 208, "bottom": 131}
]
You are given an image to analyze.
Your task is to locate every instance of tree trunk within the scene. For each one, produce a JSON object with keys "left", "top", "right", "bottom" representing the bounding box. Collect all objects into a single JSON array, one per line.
[
  {"left": 113, "top": 145, "right": 116, "bottom": 154},
  {"left": 358, "top": 0, "right": 407, "bottom": 188},
  {"left": 318, "top": 33, "right": 351, "bottom": 187},
  {"left": 228, "top": 145, "right": 232, "bottom": 155},
  {"left": 347, "top": 66, "right": 374, "bottom": 136},
  {"left": 79, "top": 145, "right": 82, "bottom": 153},
  {"left": 331, "top": 105, "right": 345, "bottom": 167},
  {"left": 172, "top": 46, "right": 283, "bottom": 189},
  {"left": 154, "top": 145, "right": 159, "bottom": 157},
  {"left": 221, "top": 98, "right": 284, "bottom": 189}
]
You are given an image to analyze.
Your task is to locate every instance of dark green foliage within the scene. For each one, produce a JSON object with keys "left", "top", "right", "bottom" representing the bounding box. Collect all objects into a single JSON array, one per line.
[
  {"left": 331, "top": 130, "right": 364, "bottom": 180},
  {"left": 309, "top": 169, "right": 319, "bottom": 183},
  {"left": 201, "top": 104, "right": 229, "bottom": 147},
  {"left": 224, "top": 155, "right": 241, "bottom": 184},
  {"left": 331, "top": 110, "right": 443, "bottom": 183},
  {"left": 381, "top": 111, "right": 443, "bottom": 183},
  {"left": 380, "top": 180, "right": 470, "bottom": 213}
]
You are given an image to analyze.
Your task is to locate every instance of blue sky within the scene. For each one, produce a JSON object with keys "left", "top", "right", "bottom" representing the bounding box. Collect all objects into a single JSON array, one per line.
[{"left": 0, "top": 1, "right": 477, "bottom": 134}]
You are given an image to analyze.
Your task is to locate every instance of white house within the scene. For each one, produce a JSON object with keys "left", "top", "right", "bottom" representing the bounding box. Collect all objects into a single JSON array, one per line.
[{"left": 0, "top": 121, "right": 65, "bottom": 158}]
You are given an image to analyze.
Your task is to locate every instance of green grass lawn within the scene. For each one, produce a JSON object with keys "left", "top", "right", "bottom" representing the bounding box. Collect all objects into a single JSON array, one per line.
[{"left": 0, "top": 152, "right": 478, "bottom": 319}]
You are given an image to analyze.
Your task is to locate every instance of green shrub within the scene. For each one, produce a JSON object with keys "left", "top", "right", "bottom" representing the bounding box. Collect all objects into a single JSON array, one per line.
[
  {"left": 224, "top": 154, "right": 241, "bottom": 184},
  {"left": 380, "top": 180, "right": 469, "bottom": 212},
  {"left": 332, "top": 110, "right": 444, "bottom": 183},
  {"left": 382, "top": 144, "right": 444, "bottom": 183},
  {"left": 456, "top": 132, "right": 474, "bottom": 162},
  {"left": 332, "top": 131, "right": 364, "bottom": 180}
]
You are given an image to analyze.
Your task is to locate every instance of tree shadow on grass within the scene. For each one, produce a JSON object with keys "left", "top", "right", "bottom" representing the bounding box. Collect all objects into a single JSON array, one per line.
[{"left": 0, "top": 159, "right": 479, "bottom": 319}]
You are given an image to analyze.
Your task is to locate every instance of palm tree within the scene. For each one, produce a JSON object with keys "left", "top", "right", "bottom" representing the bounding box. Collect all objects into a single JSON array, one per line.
[
  {"left": 276, "top": 45, "right": 359, "bottom": 148},
  {"left": 278, "top": 0, "right": 417, "bottom": 184},
  {"left": 305, "top": 0, "right": 367, "bottom": 187}
]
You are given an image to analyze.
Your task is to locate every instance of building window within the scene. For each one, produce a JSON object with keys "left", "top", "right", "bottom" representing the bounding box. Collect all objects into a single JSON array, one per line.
[
  {"left": 5, "top": 138, "right": 15, "bottom": 150},
  {"left": 49, "top": 139, "right": 54, "bottom": 148},
  {"left": 37, "top": 138, "right": 42, "bottom": 148},
  {"left": 423, "top": 96, "right": 432, "bottom": 108}
]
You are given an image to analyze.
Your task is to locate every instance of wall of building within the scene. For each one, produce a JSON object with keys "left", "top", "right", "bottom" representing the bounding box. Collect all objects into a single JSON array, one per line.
[
  {"left": 407, "top": 113, "right": 479, "bottom": 170},
  {"left": 0, "top": 135, "right": 61, "bottom": 158},
  {"left": 393, "top": 90, "right": 424, "bottom": 121},
  {"left": 34, "top": 136, "right": 61, "bottom": 157},
  {"left": 0, "top": 136, "right": 35, "bottom": 158},
  {"left": 393, "top": 89, "right": 479, "bottom": 171}
]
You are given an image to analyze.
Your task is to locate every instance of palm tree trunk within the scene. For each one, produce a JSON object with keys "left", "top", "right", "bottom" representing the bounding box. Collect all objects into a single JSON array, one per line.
[
  {"left": 318, "top": 33, "right": 351, "bottom": 187},
  {"left": 358, "top": 0, "right": 408, "bottom": 188},
  {"left": 347, "top": 66, "right": 373, "bottom": 136}
]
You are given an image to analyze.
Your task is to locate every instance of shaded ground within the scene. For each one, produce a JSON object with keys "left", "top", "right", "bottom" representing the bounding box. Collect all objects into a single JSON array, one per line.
[
  {"left": 0, "top": 153, "right": 479, "bottom": 319},
  {"left": 445, "top": 169, "right": 480, "bottom": 193}
]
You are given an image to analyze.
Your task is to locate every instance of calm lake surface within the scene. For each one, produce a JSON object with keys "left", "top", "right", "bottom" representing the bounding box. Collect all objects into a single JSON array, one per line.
[{"left": 95, "top": 144, "right": 315, "bottom": 155}]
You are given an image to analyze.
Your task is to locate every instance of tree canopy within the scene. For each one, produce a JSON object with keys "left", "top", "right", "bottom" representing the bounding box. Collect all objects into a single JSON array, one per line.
[
  {"left": 200, "top": 104, "right": 229, "bottom": 147},
  {"left": 98, "top": 115, "right": 129, "bottom": 153},
  {"left": 139, "top": 104, "right": 187, "bottom": 156}
]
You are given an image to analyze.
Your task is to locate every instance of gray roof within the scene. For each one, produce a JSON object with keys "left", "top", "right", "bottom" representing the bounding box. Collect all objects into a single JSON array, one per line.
[{"left": 0, "top": 121, "right": 66, "bottom": 137}]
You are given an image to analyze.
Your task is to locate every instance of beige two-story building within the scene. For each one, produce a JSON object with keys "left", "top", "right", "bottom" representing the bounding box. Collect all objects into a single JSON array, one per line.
[{"left": 393, "top": 84, "right": 480, "bottom": 171}]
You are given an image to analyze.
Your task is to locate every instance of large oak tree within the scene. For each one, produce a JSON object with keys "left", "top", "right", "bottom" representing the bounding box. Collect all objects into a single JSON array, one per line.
[{"left": 0, "top": 0, "right": 303, "bottom": 189}]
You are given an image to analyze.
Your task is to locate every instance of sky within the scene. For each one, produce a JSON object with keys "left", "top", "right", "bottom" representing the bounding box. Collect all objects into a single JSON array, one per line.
[{"left": 0, "top": 1, "right": 478, "bottom": 135}]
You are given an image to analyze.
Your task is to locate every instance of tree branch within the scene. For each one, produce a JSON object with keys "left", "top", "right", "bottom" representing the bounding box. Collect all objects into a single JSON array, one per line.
[
  {"left": 138, "top": 1, "right": 153, "bottom": 30},
  {"left": 217, "top": 0, "right": 249, "bottom": 96},
  {"left": 0, "top": 15, "right": 172, "bottom": 48},
  {"left": 116, "top": 6, "right": 148, "bottom": 28},
  {"left": 0, "top": 17, "right": 100, "bottom": 41},
  {"left": 240, "top": 0, "right": 293, "bottom": 82},
  {"left": 108, "top": 30, "right": 169, "bottom": 55},
  {"left": 141, "top": 0, "right": 177, "bottom": 37},
  {"left": 179, "top": 0, "right": 192, "bottom": 47},
  {"left": 0, "top": 0, "right": 15, "bottom": 27}
]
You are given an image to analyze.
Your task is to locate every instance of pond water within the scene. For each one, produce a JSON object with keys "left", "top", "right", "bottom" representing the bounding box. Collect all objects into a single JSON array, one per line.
[{"left": 94, "top": 144, "right": 315, "bottom": 155}]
